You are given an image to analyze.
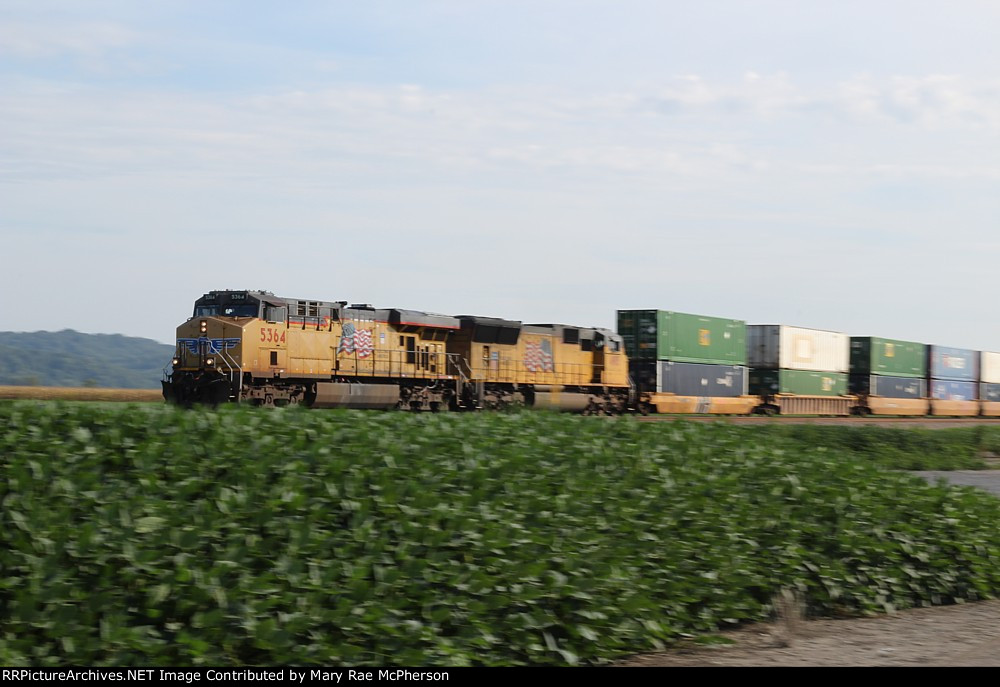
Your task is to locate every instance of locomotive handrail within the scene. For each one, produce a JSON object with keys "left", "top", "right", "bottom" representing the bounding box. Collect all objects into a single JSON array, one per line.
[
  {"left": 331, "top": 344, "right": 617, "bottom": 388},
  {"left": 468, "top": 358, "right": 612, "bottom": 385},
  {"left": 336, "top": 347, "right": 462, "bottom": 380},
  {"left": 446, "top": 353, "right": 472, "bottom": 383},
  {"left": 212, "top": 350, "right": 233, "bottom": 378},
  {"left": 218, "top": 348, "right": 243, "bottom": 397}
]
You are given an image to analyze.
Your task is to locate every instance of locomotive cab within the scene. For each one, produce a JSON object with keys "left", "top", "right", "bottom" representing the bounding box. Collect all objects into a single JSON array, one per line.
[
  {"left": 164, "top": 290, "right": 273, "bottom": 405},
  {"left": 193, "top": 290, "right": 264, "bottom": 319}
]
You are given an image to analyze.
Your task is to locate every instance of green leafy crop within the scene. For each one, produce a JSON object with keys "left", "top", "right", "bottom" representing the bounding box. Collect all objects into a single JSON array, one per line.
[{"left": 1, "top": 402, "right": 999, "bottom": 666}]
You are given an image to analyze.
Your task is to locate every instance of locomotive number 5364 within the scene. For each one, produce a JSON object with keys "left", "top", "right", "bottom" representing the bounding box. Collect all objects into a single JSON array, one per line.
[{"left": 260, "top": 328, "right": 286, "bottom": 344}]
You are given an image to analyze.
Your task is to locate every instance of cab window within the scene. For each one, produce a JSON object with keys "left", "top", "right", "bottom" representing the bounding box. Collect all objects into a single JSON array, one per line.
[{"left": 222, "top": 304, "right": 259, "bottom": 317}]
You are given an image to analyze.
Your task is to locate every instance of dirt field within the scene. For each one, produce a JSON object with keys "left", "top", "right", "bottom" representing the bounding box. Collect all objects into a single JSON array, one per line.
[
  {"left": 917, "top": 470, "right": 1000, "bottom": 497},
  {"left": 622, "top": 469, "right": 1000, "bottom": 667},
  {"left": 0, "top": 386, "right": 163, "bottom": 402},
  {"left": 620, "top": 599, "right": 1000, "bottom": 666}
]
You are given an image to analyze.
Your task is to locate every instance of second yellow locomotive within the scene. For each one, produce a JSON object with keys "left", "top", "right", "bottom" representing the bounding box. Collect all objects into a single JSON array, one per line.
[{"left": 164, "top": 290, "right": 631, "bottom": 412}]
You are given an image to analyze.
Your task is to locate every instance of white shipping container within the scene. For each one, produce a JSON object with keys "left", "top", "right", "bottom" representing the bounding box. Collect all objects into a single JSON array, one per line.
[
  {"left": 981, "top": 351, "right": 1000, "bottom": 384},
  {"left": 748, "top": 325, "right": 850, "bottom": 373}
]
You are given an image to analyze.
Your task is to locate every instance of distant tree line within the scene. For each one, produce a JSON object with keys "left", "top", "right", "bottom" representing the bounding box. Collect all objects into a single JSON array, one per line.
[{"left": 0, "top": 330, "right": 174, "bottom": 389}]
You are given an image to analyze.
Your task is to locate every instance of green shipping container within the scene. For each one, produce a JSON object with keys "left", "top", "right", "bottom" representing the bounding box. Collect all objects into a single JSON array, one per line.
[
  {"left": 749, "top": 369, "right": 849, "bottom": 397},
  {"left": 849, "top": 337, "right": 926, "bottom": 378},
  {"left": 616, "top": 309, "right": 747, "bottom": 365}
]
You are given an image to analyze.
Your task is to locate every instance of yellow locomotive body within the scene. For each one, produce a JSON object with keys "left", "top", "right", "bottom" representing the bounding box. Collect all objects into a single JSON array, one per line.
[
  {"left": 164, "top": 290, "right": 632, "bottom": 412},
  {"left": 167, "top": 291, "right": 464, "bottom": 409},
  {"left": 448, "top": 317, "right": 630, "bottom": 412}
]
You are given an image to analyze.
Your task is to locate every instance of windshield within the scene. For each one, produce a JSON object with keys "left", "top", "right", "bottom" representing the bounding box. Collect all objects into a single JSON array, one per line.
[{"left": 194, "top": 304, "right": 259, "bottom": 317}]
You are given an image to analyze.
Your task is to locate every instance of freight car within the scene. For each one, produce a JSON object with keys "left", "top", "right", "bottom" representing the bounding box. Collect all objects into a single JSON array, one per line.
[
  {"left": 165, "top": 290, "right": 1000, "bottom": 418},
  {"left": 163, "top": 290, "right": 632, "bottom": 413},
  {"left": 618, "top": 309, "right": 760, "bottom": 415}
]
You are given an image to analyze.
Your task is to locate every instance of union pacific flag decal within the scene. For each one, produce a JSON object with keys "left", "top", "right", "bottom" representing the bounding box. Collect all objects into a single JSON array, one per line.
[
  {"left": 337, "top": 323, "right": 374, "bottom": 358},
  {"left": 524, "top": 339, "right": 554, "bottom": 372},
  {"left": 178, "top": 337, "right": 240, "bottom": 354}
]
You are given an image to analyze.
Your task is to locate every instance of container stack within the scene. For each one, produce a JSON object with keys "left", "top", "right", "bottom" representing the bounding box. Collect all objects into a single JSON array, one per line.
[
  {"left": 747, "top": 325, "right": 851, "bottom": 415},
  {"left": 927, "top": 345, "right": 979, "bottom": 416},
  {"left": 848, "top": 337, "right": 928, "bottom": 415},
  {"left": 616, "top": 309, "right": 755, "bottom": 413},
  {"left": 981, "top": 351, "right": 1000, "bottom": 416}
]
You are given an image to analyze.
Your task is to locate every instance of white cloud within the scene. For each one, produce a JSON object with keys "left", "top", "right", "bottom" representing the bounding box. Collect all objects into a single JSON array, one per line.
[
  {"left": 798, "top": 161, "right": 1000, "bottom": 181},
  {"left": 3, "top": 71, "right": 1000, "bottom": 344},
  {"left": 5, "top": 73, "right": 1000, "bottom": 196},
  {"left": 0, "top": 20, "right": 141, "bottom": 58},
  {"left": 880, "top": 75, "right": 1000, "bottom": 128},
  {"left": 638, "top": 72, "right": 1000, "bottom": 131}
]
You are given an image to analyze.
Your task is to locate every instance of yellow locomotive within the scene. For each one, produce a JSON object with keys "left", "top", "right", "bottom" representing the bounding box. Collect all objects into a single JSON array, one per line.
[{"left": 164, "top": 290, "right": 632, "bottom": 412}]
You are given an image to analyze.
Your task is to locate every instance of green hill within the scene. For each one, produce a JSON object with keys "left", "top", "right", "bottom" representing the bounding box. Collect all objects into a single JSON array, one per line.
[{"left": 0, "top": 330, "right": 174, "bottom": 389}]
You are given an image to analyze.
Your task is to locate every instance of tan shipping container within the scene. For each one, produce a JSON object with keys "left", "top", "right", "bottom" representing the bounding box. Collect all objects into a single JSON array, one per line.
[
  {"left": 981, "top": 351, "right": 1000, "bottom": 384},
  {"left": 747, "top": 325, "right": 849, "bottom": 373}
]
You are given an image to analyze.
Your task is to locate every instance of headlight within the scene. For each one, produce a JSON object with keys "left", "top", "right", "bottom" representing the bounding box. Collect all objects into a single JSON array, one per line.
[
  {"left": 200, "top": 320, "right": 208, "bottom": 333},
  {"left": 206, "top": 358, "right": 215, "bottom": 366},
  {"left": 172, "top": 357, "right": 180, "bottom": 366}
]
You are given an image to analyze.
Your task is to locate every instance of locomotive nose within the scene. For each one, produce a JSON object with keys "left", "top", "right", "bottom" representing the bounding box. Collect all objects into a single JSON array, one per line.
[{"left": 163, "top": 317, "right": 243, "bottom": 406}]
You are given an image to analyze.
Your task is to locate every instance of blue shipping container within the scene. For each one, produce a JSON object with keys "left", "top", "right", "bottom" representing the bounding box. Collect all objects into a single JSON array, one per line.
[
  {"left": 630, "top": 361, "right": 747, "bottom": 396},
  {"left": 930, "top": 379, "right": 978, "bottom": 401},
  {"left": 981, "top": 382, "right": 1000, "bottom": 402},
  {"left": 850, "top": 374, "right": 926, "bottom": 399},
  {"left": 927, "top": 345, "right": 978, "bottom": 381}
]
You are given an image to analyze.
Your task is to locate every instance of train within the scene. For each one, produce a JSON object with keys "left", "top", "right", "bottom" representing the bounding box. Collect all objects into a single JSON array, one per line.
[
  {"left": 163, "top": 289, "right": 1000, "bottom": 417},
  {"left": 163, "top": 290, "right": 632, "bottom": 413}
]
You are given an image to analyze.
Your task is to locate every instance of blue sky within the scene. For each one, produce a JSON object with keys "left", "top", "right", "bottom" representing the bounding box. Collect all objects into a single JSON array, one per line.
[{"left": 3, "top": 1, "right": 1000, "bottom": 348}]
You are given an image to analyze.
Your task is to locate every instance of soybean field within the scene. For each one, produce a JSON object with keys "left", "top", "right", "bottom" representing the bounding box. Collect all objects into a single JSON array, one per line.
[{"left": 2, "top": 402, "right": 1000, "bottom": 666}]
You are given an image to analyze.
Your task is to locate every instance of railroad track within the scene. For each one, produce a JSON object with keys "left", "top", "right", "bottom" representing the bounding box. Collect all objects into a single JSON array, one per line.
[
  {"left": 637, "top": 415, "right": 1000, "bottom": 428},
  {"left": 5, "top": 387, "right": 1000, "bottom": 428},
  {"left": 0, "top": 386, "right": 162, "bottom": 402}
]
